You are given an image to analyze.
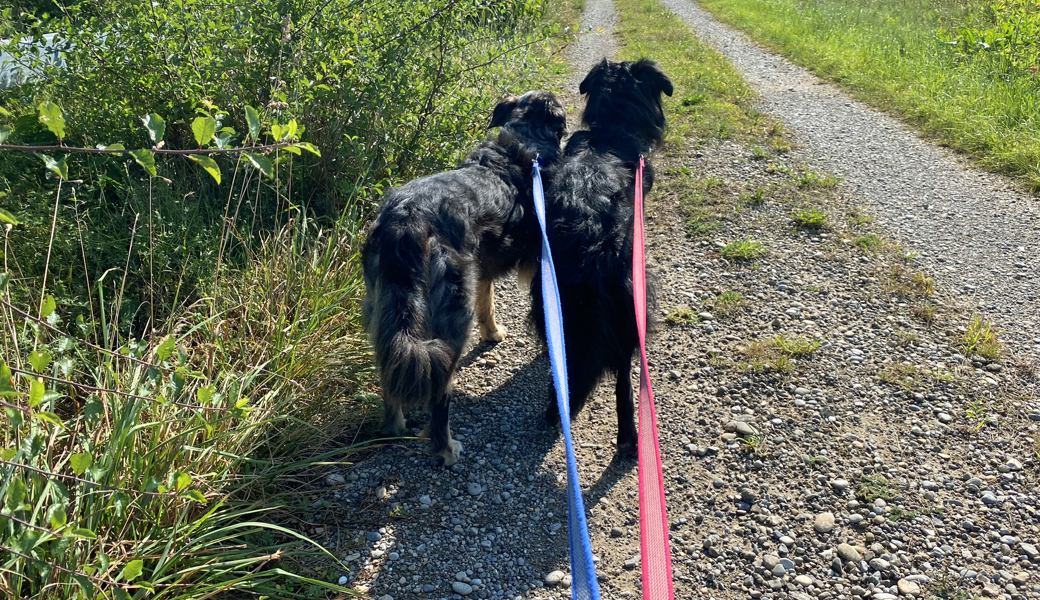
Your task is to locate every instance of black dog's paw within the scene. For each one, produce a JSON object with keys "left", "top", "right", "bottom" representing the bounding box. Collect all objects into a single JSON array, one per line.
[{"left": 616, "top": 437, "right": 638, "bottom": 460}]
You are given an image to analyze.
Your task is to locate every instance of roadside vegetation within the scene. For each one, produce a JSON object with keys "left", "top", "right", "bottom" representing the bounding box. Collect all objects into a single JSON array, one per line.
[
  {"left": 696, "top": 0, "right": 1040, "bottom": 190},
  {"left": 0, "top": 0, "right": 576, "bottom": 597}
]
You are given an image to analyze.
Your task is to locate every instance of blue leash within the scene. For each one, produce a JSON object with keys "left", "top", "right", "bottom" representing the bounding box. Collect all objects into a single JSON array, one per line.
[{"left": 531, "top": 157, "right": 601, "bottom": 600}]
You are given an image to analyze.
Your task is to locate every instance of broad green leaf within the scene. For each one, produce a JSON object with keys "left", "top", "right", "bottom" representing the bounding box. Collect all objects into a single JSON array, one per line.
[
  {"left": 120, "top": 559, "right": 144, "bottom": 582},
  {"left": 156, "top": 336, "right": 176, "bottom": 362},
  {"left": 175, "top": 472, "right": 191, "bottom": 491},
  {"left": 29, "top": 379, "right": 44, "bottom": 407},
  {"left": 130, "top": 149, "right": 156, "bottom": 177},
  {"left": 191, "top": 116, "right": 217, "bottom": 147},
  {"left": 244, "top": 105, "right": 260, "bottom": 140},
  {"left": 197, "top": 385, "right": 215, "bottom": 404},
  {"left": 111, "top": 491, "right": 130, "bottom": 517},
  {"left": 40, "top": 154, "right": 68, "bottom": 180},
  {"left": 181, "top": 489, "right": 206, "bottom": 503},
  {"left": 72, "top": 575, "right": 94, "bottom": 597},
  {"left": 245, "top": 152, "right": 272, "bottom": 178},
  {"left": 40, "top": 294, "right": 56, "bottom": 318},
  {"left": 113, "top": 587, "right": 132, "bottom": 600},
  {"left": 37, "top": 101, "right": 65, "bottom": 140},
  {"left": 47, "top": 503, "right": 67, "bottom": 529},
  {"left": 0, "top": 126, "right": 11, "bottom": 144},
  {"left": 187, "top": 154, "right": 221, "bottom": 184},
  {"left": 270, "top": 122, "right": 284, "bottom": 142},
  {"left": 68, "top": 527, "right": 97, "bottom": 539},
  {"left": 0, "top": 208, "right": 18, "bottom": 225},
  {"left": 69, "top": 452, "right": 93, "bottom": 475},
  {"left": 214, "top": 131, "right": 233, "bottom": 149},
  {"left": 0, "top": 271, "right": 7, "bottom": 287},
  {"left": 282, "top": 144, "right": 301, "bottom": 156},
  {"left": 98, "top": 143, "right": 126, "bottom": 154},
  {"left": 0, "top": 106, "right": 10, "bottom": 117},
  {"left": 34, "top": 411, "right": 64, "bottom": 428},
  {"left": 1, "top": 447, "right": 15, "bottom": 460},
  {"left": 142, "top": 113, "right": 165, "bottom": 144},
  {"left": 293, "top": 142, "right": 321, "bottom": 156},
  {"left": 27, "top": 349, "right": 52, "bottom": 373},
  {"left": 137, "top": 581, "right": 156, "bottom": 593},
  {"left": 6, "top": 477, "right": 26, "bottom": 511}
]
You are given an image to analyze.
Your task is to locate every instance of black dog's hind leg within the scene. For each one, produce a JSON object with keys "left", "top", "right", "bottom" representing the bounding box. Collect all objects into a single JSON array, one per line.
[
  {"left": 476, "top": 279, "right": 506, "bottom": 343},
  {"left": 544, "top": 353, "right": 600, "bottom": 427},
  {"left": 615, "top": 349, "right": 637, "bottom": 458}
]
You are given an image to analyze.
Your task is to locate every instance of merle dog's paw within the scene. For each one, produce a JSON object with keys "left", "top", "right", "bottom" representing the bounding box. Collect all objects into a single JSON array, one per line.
[{"left": 431, "top": 440, "right": 463, "bottom": 468}]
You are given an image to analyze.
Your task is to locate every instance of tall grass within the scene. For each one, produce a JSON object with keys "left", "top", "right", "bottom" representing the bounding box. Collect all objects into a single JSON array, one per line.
[{"left": 695, "top": 0, "right": 1040, "bottom": 189}]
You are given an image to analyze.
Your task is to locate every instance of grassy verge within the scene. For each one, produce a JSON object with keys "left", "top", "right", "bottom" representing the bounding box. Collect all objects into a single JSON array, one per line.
[
  {"left": 0, "top": 2, "right": 581, "bottom": 598},
  {"left": 694, "top": 0, "right": 1040, "bottom": 190}
]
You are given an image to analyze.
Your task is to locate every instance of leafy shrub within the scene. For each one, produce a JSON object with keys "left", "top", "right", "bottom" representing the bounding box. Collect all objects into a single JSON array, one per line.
[{"left": 949, "top": 0, "right": 1040, "bottom": 72}]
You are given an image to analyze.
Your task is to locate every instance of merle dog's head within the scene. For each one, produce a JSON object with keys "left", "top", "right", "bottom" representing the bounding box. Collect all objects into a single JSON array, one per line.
[
  {"left": 578, "top": 59, "right": 673, "bottom": 149},
  {"left": 488, "top": 90, "right": 567, "bottom": 162}
]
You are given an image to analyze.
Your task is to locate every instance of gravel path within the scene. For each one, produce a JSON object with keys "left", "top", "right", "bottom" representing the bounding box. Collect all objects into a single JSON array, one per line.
[
  {"left": 309, "top": 2, "right": 1040, "bottom": 599},
  {"left": 659, "top": 0, "right": 1040, "bottom": 362}
]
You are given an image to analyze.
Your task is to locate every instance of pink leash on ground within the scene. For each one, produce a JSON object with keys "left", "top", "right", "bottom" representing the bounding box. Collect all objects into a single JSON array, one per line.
[{"left": 632, "top": 155, "right": 675, "bottom": 599}]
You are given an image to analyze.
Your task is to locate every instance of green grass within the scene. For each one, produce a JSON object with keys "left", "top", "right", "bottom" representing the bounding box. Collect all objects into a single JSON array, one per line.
[
  {"left": 708, "top": 290, "right": 745, "bottom": 315},
  {"left": 791, "top": 207, "right": 828, "bottom": 229},
  {"left": 856, "top": 474, "right": 896, "bottom": 502},
  {"left": 695, "top": 0, "right": 1040, "bottom": 190},
  {"left": 720, "top": 238, "right": 766, "bottom": 260},
  {"left": 665, "top": 306, "right": 700, "bottom": 325},
  {"left": 961, "top": 314, "right": 1003, "bottom": 360},
  {"left": 853, "top": 233, "right": 884, "bottom": 253}
]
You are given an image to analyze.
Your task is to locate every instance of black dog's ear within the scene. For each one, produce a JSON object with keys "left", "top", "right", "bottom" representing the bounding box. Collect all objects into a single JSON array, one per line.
[
  {"left": 579, "top": 59, "right": 610, "bottom": 96},
  {"left": 632, "top": 59, "right": 674, "bottom": 97},
  {"left": 489, "top": 95, "right": 519, "bottom": 129}
]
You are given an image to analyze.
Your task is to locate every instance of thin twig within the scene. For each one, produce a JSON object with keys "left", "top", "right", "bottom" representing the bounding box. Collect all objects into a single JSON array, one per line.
[
  {"left": 0, "top": 458, "right": 175, "bottom": 497},
  {"left": 0, "top": 141, "right": 301, "bottom": 155},
  {"left": 7, "top": 366, "right": 229, "bottom": 412}
]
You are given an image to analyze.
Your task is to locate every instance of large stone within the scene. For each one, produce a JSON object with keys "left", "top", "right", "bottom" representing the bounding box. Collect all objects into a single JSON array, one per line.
[
  {"left": 897, "top": 578, "right": 922, "bottom": 597},
  {"left": 837, "top": 543, "right": 863, "bottom": 563},
  {"left": 451, "top": 582, "right": 474, "bottom": 596},
  {"left": 814, "top": 512, "right": 836, "bottom": 534}
]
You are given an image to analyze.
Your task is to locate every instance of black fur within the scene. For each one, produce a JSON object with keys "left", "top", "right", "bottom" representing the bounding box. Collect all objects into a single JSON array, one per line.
[
  {"left": 362, "top": 91, "right": 567, "bottom": 467},
  {"left": 531, "top": 59, "right": 672, "bottom": 457}
]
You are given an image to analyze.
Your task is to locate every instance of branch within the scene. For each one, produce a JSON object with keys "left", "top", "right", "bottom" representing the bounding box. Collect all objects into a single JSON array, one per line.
[{"left": 0, "top": 141, "right": 301, "bottom": 155}]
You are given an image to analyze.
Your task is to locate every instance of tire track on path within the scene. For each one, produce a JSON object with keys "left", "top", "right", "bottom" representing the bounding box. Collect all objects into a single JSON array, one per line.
[{"left": 659, "top": 0, "right": 1040, "bottom": 362}]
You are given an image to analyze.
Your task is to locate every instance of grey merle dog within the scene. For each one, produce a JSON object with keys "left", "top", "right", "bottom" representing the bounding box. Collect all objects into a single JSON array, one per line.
[
  {"left": 362, "top": 91, "right": 567, "bottom": 467},
  {"left": 530, "top": 59, "right": 672, "bottom": 458}
]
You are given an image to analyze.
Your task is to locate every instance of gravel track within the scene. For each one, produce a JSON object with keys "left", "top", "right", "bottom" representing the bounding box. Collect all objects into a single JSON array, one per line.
[
  {"left": 311, "top": 2, "right": 1040, "bottom": 599},
  {"left": 659, "top": 0, "right": 1040, "bottom": 362}
]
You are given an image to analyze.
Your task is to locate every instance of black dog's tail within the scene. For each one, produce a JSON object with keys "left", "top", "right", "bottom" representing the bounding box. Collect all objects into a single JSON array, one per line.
[{"left": 364, "top": 223, "right": 454, "bottom": 426}]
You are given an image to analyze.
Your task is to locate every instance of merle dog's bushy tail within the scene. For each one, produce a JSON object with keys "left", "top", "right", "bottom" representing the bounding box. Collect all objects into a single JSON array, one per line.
[{"left": 363, "top": 222, "right": 454, "bottom": 426}]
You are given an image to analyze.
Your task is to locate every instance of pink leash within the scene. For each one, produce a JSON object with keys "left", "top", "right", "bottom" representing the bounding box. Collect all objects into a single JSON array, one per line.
[{"left": 632, "top": 156, "right": 675, "bottom": 599}]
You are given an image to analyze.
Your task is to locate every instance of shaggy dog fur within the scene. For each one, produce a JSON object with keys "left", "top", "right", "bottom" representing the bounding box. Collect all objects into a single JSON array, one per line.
[
  {"left": 362, "top": 91, "right": 567, "bottom": 467},
  {"left": 530, "top": 59, "right": 672, "bottom": 457}
]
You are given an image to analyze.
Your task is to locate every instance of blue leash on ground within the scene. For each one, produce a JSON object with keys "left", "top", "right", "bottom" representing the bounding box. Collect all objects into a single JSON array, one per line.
[{"left": 531, "top": 157, "right": 601, "bottom": 600}]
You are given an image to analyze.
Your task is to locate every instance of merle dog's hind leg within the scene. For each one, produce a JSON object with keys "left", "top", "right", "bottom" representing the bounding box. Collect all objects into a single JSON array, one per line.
[
  {"left": 476, "top": 279, "right": 506, "bottom": 343},
  {"left": 429, "top": 393, "right": 462, "bottom": 467},
  {"left": 615, "top": 349, "right": 638, "bottom": 458},
  {"left": 381, "top": 400, "right": 407, "bottom": 437}
]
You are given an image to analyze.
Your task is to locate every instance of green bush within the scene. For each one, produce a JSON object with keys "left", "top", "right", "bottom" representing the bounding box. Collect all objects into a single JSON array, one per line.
[{"left": 949, "top": 0, "right": 1040, "bottom": 73}]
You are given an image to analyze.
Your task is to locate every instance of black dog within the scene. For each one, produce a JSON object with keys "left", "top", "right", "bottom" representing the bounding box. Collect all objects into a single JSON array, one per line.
[
  {"left": 362, "top": 91, "right": 567, "bottom": 467},
  {"left": 531, "top": 59, "right": 672, "bottom": 457}
]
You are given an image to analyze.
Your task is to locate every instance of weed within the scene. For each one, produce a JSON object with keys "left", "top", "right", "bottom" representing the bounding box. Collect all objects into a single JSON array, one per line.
[
  {"left": 853, "top": 233, "right": 884, "bottom": 253},
  {"left": 856, "top": 474, "right": 895, "bottom": 502},
  {"left": 709, "top": 290, "right": 745, "bottom": 315},
  {"left": 770, "top": 136, "right": 792, "bottom": 154},
  {"left": 740, "top": 187, "right": 767, "bottom": 206},
  {"left": 721, "top": 238, "right": 766, "bottom": 260},
  {"left": 738, "top": 434, "right": 767, "bottom": 455},
  {"left": 885, "top": 264, "right": 935, "bottom": 300},
  {"left": 846, "top": 210, "right": 874, "bottom": 228},
  {"left": 965, "top": 399, "right": 987, "bottom": 432},
  {"left": 913, "top": 301, "right": 937, "bottom": 325},
  {"left": 773, "top": 334, "right": 822, "bottom": 356},
  {"left": 751, "top": 145, "right": 769, "bottom": 160},
  {"left": 795, "top": 168, "right": 841, "bottom": 189},
  {"left": 666, "top": 307, "right": 700, "bottom": 325},
  {"left": 686, "top": 209, "right": 722, "bottom": 236},
  {"left": 791, "top": 207, "right": 829, "bottom": 229},
  {"left": 961, "top": 314, "right": 1002, "bottom": 360}
]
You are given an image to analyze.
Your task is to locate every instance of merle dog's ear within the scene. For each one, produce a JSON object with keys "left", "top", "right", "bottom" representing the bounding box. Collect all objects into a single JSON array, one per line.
[
  {"left": 578, "top": 59, "right": 610, "bottom": 96},
  {"left": 633, "top": 59, "right": 674, "bottom": 97},
  {"left": 489, "top": 96, "right": 519, "bottom": 129}
]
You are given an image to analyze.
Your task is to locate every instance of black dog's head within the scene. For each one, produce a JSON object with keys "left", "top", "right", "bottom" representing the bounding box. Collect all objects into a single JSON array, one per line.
[
  {"left": 578, "top": 59, "right": 673, "bottom": 150},
  {"left": 489, "top": 90, "right": 568, "bottom": 162}
]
